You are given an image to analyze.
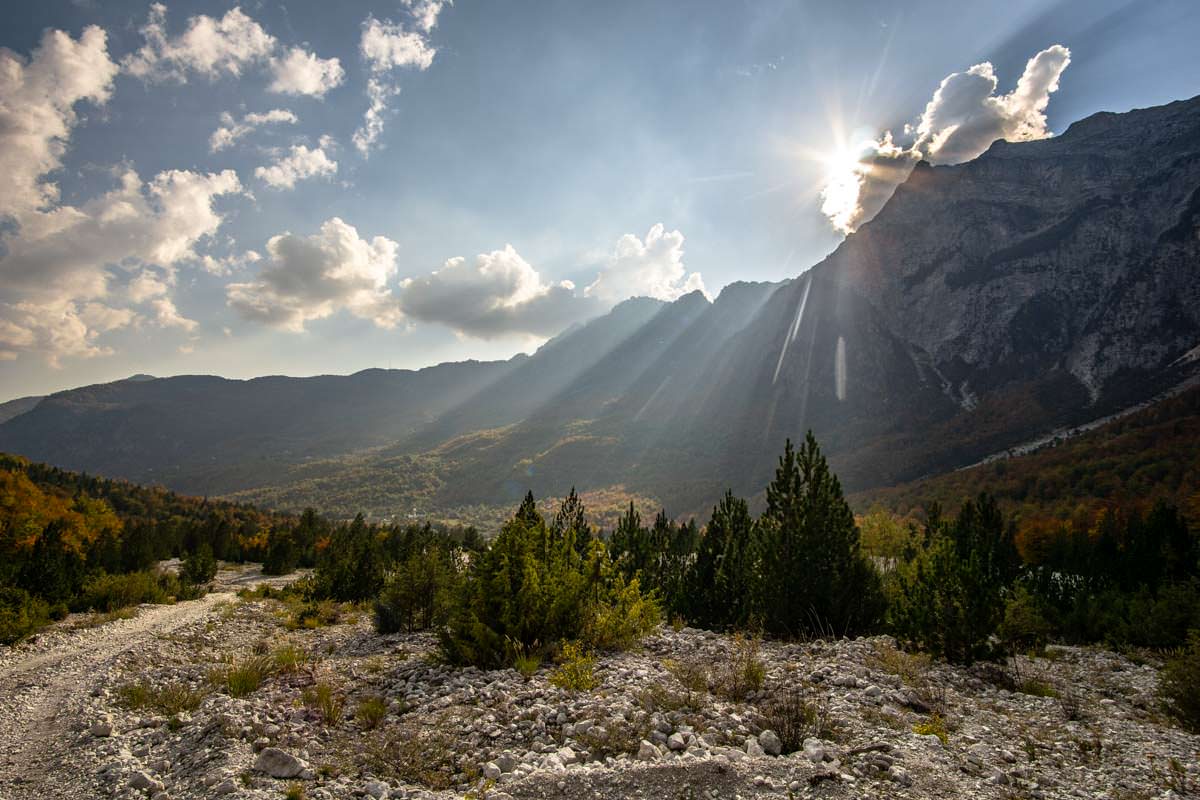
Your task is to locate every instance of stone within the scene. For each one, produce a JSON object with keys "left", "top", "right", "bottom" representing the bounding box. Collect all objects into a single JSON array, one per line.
[
  {"left": 130, "top": 772, "right": 164, "bottom": 792},
  {"left": 483, "top": 762, "right": 502, "bottom": 780},
  {"left": 803, "top": 737, "right": 826, "bottom": 763},
  {"left": 364, "top": 778, "right": 389, "bottom": 798},
  {"left": 745, "top": 737, "right": 765, "bottom": 757},
  {"left": 666, "top": 732, "right": 687, "bottom": 751},
  {"left": 253, "top": 747, "right": 307, "bottom": 779},
  {"left": 90, "top": 716, "right": 114, "bottom": 737},
  {"left": 637, "top": 740, "right": 660, "bottom": 761},
  {"left": 758, "top": 729, "right": 782, "bottom": 756}
]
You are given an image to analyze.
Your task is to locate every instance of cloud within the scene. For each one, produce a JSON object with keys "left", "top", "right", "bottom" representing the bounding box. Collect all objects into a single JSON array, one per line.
[
  {"left": 150, "top": 297, "right": 198, "bottom": 331},
  {"left": 0, "top": 24, "right": 236, "bottom": 364},
  {"left": 123, "top": 3, "right": 275, "bottom": 81},
  {"left": 226, "top": 217, "right": 401, "bottom": 331},
  {"left": 255, "top": 138, "right": 338, "bottom": 189},
  {"left": 402, "top": 0, "right": 451, "bottom": 34},
  {"left": 0, "top": 166, "right": 242, "bottom": 363},
  {"left": 268, "top": 47, "right": 344, "bottom": 97},
  {"left": 125, "top": 4, "right": 343, "bottom": 98},
  {"left": 399, "top": 245, "right": 596, "bottom": 338},
  {"left": 353, "top": 10, "right": 445, "bottom": 156},
  {"left": 360, "top": 17, "right": 437, "bottom": 71},
  {"left": 819, "top": 44, "right": 1071, "bottom": 233},
  {"left": 585, "top": 223, "right": 706, "bottom": 304},
  {"left": 0, "top": 24, "right": 118, "bottom": 222},
  {"left": 396, "top": 223, "right": 702, "bottom": 339},
  {"left": 209, "top": 108, "right": 296, "bottom": 152}
]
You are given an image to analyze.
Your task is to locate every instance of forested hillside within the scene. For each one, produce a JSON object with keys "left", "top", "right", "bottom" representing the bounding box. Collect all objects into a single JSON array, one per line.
[{"left": 850, "top": 384, "right": 1200, "bottom": 528}]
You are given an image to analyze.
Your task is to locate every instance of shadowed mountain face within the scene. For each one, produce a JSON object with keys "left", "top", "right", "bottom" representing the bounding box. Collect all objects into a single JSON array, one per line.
[{"left": 2, "top": 96, "right": 1198, "bottom": 514}]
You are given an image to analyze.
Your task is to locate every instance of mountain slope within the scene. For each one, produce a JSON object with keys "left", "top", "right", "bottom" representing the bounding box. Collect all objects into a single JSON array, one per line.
[{"left": 1, "top": 96, "right": 1198, "bottom": 519}]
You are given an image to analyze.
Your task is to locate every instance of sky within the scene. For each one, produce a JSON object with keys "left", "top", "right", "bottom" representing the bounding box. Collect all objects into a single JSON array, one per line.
[{"left": 1, "top": 0, "right": 1198, "bottom": 401}]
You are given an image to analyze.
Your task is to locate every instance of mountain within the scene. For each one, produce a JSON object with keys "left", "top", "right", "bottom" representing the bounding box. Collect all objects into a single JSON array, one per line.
[
  {"left": 2, "top": 96, "right": 1198, "bottom": 520},
  {"left": 0, "top": 395, "right": 43, "bottom": 425}
]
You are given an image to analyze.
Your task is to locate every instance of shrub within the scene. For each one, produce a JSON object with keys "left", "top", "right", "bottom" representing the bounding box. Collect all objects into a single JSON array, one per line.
[
  {"left": 355, "top": 695, "right": 388, "bottom": 730},
  {"left": 913, "top": 713, "right": 949, "bottom": 744},
  {"left": 303, "top": 681, "right": 345, "bottom": 726},
  {"left": 999, "top": 586, "right": 1053, "bottom": 655},
  {"left": 182, "top": 543, "right": 218, "bottom": 586},
  {"left": 889, "top": 496, "right": 1019, "bottom": 664},
  {"left": 440, "top": 495, "right": 658, "bottom": 669},
  {"left": 763, "top": 690, "right": 838, "bottom": 753},
  {"left": 117, "top": 680, "right": 208, "bottom": 715},
  {"left": 714, "top": 634, "right": 766, "bottom": 700},
  {"left": 212, "top": 655, "right": 274, "bottom": 698},
  {"left": 1159, "top": 631, "right": 1200, "bottom": 732},
  {"left": 374, "top": 547, "right": 459, "bottom": 634},
  {"left": 78, "top": 571, "right": 169, "bottom": 612},
  {"left": 512, "top": 650, "right": 542, "bottom": 678},
  {"left": 0, "top": 586, "right": 50, "bottom": 645},
  {"left": 549, "top": 641, "right": 597, "bottom": 691}
]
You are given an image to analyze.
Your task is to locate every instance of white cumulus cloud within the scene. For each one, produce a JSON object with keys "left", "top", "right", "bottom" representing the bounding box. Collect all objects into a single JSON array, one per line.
[
  {"left": 353, "top": 9, "right": 445, "bottom": 156},
  {"left": 122, "top": 3, "right": 275, "bottom": 81},
  {"left": 0, "top": 24, "right": 118, "bottom": 222},
  {"left": 585, "top": 224, "right": 706, "bottom": 304},
  {"left": 209, "top": 108, "right": 297, "bottom": 152},
  {"left": 226, "top": 217, "right": 402, "bottom": 331},
  {"left": 399, "top": 245, "right": 596, "bottom": 338},
  {"left": 255, "top": 138, "right": 338, "bottom": 189},
  {"left": 268, "top": 47, "right": 344, "bottom": 97},
  {"left": 125, "top": 4, "right": 343, "bottom": 98},
  {"left": 820, "top": 44, "right": 1072, "bottom": 234}
]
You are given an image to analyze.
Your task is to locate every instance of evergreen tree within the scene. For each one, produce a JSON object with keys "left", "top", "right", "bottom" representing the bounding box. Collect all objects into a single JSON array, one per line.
[
  {"left": 688, "top": 490, "right": 758, "bottom": 629},
  {"left": 756, "top": 433, "right": 884, "bottom": 637},
  {"left": 182, "top": 542, "right": 218, "bottom": 585},
  {"left": 553, "top": 487, "right": 592, "bottom": 559},
  {"left": 516, "top": 490, "right": 542, "bottom": 528}
]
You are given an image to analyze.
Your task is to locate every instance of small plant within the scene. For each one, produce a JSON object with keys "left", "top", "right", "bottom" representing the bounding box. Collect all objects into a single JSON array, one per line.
[
  {"left": 550, "top": 641, "right": 597, "bottom": 691},
  {"left": 664, "top": 658, "right": 709, "bottom": 704},
  {"left": 913, "top": 713, "right": 949, "bottom": 745},
  {"left": 116, "top": 680, "right": 207, "bottom": 715},
  {"left": 273, "top": 643, "right": 308, "bottom": 674},
  {"left": 1158, "top": 631, "right": 1200, "bottom": 733},
  {"left": 868, "top": 641, "right": 930, "bottom": 686},
  {"left": 284, "top": 783, "right": 306, "bottom": 800},
  {"left": 714, "top": 634, "right": 765, "bottom": 700},
  {"left": 211, "top": 654, "right": 275, "bottom": 698},
  {"left": 763, "top": 690, "right": 838, "bottom": 753},
  {"left": 512, "top": 652, "right": 541, "bottom": 678},
  {"left": 356, "top": 695, "right": 388, "bottom": 730},
  {"left": 1058, "top": 689, "right": 1085, "bottom": 721},
  {"left": 116, "top": 680, "right": 153, "bottom": 710},
  {"left": 303, "top": 681, "right": 345, "bottom": 726}
]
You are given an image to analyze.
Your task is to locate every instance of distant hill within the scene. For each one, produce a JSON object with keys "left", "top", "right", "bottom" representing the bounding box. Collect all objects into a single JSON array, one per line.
[
  {"left": 0, "top": 395, "right": 42, "bottom": 424},
  {"left": 2, "top": 95, "right": 1199, "bottom": 520},
  {"left": 849, "top": 383, "right": 1200, "bottom": 526}
]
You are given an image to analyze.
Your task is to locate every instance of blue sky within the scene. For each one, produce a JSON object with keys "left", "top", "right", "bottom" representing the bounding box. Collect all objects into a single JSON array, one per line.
[{"left": 1, "top": 0, "right": 1198, "bottom": 401}]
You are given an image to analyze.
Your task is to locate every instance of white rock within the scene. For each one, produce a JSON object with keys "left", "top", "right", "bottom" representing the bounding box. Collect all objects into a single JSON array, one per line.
[
  {"left": 666, "top": 732, "right": 687, "bottom": 751},
  {"left": 253, "top": 747, "right": 307, "bottom": 778},
  {"left": 483, "top": 762, "right": 502, "bottom": 780},
  {"left": 803, "top": 737, "right": 826, "bottom": 763},
  {"left": 637, "top": 740, "right": 660, "bottom": 761},
  {"left": 758, "top": 729, "right": 782, "bottom": 756}
]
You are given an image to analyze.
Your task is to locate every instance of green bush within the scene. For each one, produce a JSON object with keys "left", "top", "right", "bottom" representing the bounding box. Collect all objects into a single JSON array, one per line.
[
  {"left": 182, "top": 543, "right": 218, "bottom": 586},
  {"left": 439, "top": 493, "right": 659, "bottom": 668},
  {"left": 77, "top": 571, "right": 170, "bottom": 612},
  {"left": 549, "top": 641, "right": 597, "bottom": 691},
  {"left": 0, "top": 587, "right": 50, "bottom": 645},
  {"left": 889, "top": 496, "right": 1019, "bottom": 664},
  {"left": 1159, "top": 631, "right": 1200, "bottom": 733},
  {"left": 374, "top": 547, "right": 459, "bottom": 634}
]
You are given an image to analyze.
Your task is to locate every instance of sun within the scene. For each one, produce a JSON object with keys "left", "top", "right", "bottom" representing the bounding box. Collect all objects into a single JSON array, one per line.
[{"left": 819, "top": 143, "right": 868, "bottom": 235}]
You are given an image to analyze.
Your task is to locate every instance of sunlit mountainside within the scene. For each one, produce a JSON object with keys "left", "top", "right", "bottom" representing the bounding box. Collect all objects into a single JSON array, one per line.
[{"left": 2, "top": 96, "right": 1199, "bottom": 525}]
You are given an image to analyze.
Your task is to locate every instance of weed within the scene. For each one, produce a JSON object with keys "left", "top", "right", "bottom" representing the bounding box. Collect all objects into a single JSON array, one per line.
[
  {"left": 913, "top": 713, "right": 949, "bottom": 745},
  {"left": 284, "top": 783, "right": 306, "bottom": 800},
  {"left": 549, "top": 641, "right": 597, "bottom": 691},
  {"left": 272, "top": 643, "right": 308, "bottom": 674},
  {"left": 512, "top": 652, "right": 541, "bottom": 678},
  {"left": 303, "top": 681, "right": 345, "bottom": 726},
  {"left": 714, "top": 634, "right": 766, "bottom": 700},
  {"left": 763, "top": 690, "right": 839, "bottom": 753},
  {"left": 868, "top": 641, "right": 931, "bottom": 686},
  {"left": 211, "top": 655, "right": 275, "bottom": 698},
  {"left": 360, "top": 726, "right": 457, "bottom": 789},
  {"left": 116, "top": 680, "right": 208, "bottom": 716},
  {"left": 356, "top": 695, "right": 388, "bottom": 730}
]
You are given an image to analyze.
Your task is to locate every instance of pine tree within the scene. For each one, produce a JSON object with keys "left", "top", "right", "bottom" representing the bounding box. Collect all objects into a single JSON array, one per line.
[
  {"left": 688, "top": 490, "right": 758, "bottom": 629},
  {"left": 756, "top": 433, "right": 884, "bottom": 637},
  {"left": 553, "top": 487, "right": 592, "bottom": 559}
]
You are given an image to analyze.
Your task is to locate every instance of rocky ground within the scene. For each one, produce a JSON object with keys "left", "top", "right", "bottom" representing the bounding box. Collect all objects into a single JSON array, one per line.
[{"left": 1, "top": 566, "right": 1197, "bottom": 800}]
